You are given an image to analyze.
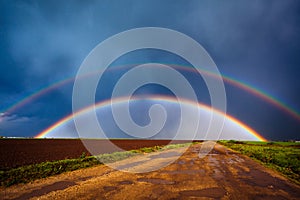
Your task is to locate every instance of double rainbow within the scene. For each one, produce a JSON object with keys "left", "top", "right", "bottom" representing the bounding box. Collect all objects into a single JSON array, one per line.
[{"left": 1, "top": 64, "right": 297, "bottom": 140}]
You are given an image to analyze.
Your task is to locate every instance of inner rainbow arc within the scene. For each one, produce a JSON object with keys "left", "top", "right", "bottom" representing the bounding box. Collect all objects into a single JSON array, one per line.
[{"left": 35, "top": 96, "right": 267, "bottom": 141}]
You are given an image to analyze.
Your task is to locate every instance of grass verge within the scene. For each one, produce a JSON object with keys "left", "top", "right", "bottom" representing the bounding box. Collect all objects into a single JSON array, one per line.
[
  {"left": 218, "top": 140, "right": 300, "bottom": 185},
  {"left": 0, "top": 142, "right": 193, "bottom": 187}
]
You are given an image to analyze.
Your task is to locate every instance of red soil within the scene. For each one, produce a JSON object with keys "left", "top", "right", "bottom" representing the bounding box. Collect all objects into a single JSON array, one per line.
[{"left": 0, "top": 139, "right": 191, "bottom": 170}]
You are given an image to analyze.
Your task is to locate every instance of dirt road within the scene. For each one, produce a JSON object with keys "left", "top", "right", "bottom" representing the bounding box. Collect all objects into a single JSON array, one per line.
[{"left": 1, "top": 143, "right": 299, "bottom": 199}]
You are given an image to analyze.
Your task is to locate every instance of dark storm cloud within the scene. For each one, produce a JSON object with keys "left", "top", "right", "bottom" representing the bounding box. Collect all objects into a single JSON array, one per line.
[
  {"left": 183, "top": 1, "right": 300, "bottom": 85},
  {"left": 0, "top": 0, "right": 299, "bottom": 139},
  {"left": 0, "top": 114, "right": 46, "bottom": 137}
]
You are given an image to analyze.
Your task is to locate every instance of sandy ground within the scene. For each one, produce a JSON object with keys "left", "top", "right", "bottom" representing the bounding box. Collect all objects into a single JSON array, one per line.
[{"left": 1, "top": 143, "right": 299, "bottom": 200}]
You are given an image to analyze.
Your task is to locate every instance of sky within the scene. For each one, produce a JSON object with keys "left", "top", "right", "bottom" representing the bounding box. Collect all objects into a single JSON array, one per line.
[
  {"left": 41, "top": 98, "right": 266, "bottom": 141},
  {"left": 0, "top": 0, "right": 299, "bottom": 140}
]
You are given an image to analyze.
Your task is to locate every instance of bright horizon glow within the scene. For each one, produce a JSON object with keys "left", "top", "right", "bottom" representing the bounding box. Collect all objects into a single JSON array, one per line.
[{"left": 35, "top": 96, "right": 267, "bottom": 141}]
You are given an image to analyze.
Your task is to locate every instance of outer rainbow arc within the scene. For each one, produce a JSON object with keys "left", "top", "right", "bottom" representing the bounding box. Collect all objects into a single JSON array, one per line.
[
  {"left": 35, "top": 96, "right": 267, "bottom": 142},
  {"left": 169, "top": 65, "right": 300, "bottom": 122},
  {"left": 0, "top": 64, "right": 131, "bottom": 117},
  {"left": 2, "top": 64, "right": 299, "bottom": 124}
]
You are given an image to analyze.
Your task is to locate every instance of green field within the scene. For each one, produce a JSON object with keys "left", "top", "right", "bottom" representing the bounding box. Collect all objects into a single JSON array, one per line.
[{"left": 219, "top": 140, "right": 300, "bottom": 185}]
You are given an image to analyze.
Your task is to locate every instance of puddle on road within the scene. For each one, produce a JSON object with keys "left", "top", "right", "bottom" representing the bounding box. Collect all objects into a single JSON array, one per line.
[
  {"left": 177, "top": 160, "right": 185, "bottom": 165},
  {"left": 208, "top": 155, "right": 220, "bottom": 167},
  {"left": 137, "top": 178, "right": 175, "bottom": 185},
  {"left": 103, "top": 186, "right": 117, "bottom": 192},
  {"left": 77, "top": 176, "right": 94, "bottom": 182},
  {"left": 189, "top": 158, "right": 195, "bottom": 165},
  {"left": 15, "top": 181, "right": 77, "bottom": 200},
  {"left": 227, "top": 158, "right": 236, "bottom": 165},
  {"left": 191, "top": 148, "right": 200, "bottom": 153},
  {"left": 179, "top": 187, "right": 226, "bottom": 198},
  {"left": 118, "top": 180, "right": 134, "bottom": 185},
  {"left": 208, "top": 149, "right": 221, "bottom": 155},
  {"left": 239, "top": 168, "right": 283, "bottom": 188},
  {"left": 161, "top": 169, "right": 206, "bottom": 175},
  {"left": 227, "top": 154, "right": 245, "bottom": 165},
  {"left": 212, "top": 168, "right": 224, "bottom": 180}
]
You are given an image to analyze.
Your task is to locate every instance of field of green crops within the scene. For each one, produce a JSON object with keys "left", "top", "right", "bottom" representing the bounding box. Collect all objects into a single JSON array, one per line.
[{"left": 219, "top": 140, "right": 300, "bottom": 185}]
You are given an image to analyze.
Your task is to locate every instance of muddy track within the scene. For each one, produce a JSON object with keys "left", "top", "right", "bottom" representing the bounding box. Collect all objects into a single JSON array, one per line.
[{"left": 1, "top": 143, "right": 299, "bottom": 200}]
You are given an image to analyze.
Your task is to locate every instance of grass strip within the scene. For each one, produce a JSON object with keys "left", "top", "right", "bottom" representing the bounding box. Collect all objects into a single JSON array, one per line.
[
  {"left": 0, "top": 142, "right": 193, "bottom": 187},
  {"left": 218, "top": 140, "right": 300, "bottom": 185}
]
